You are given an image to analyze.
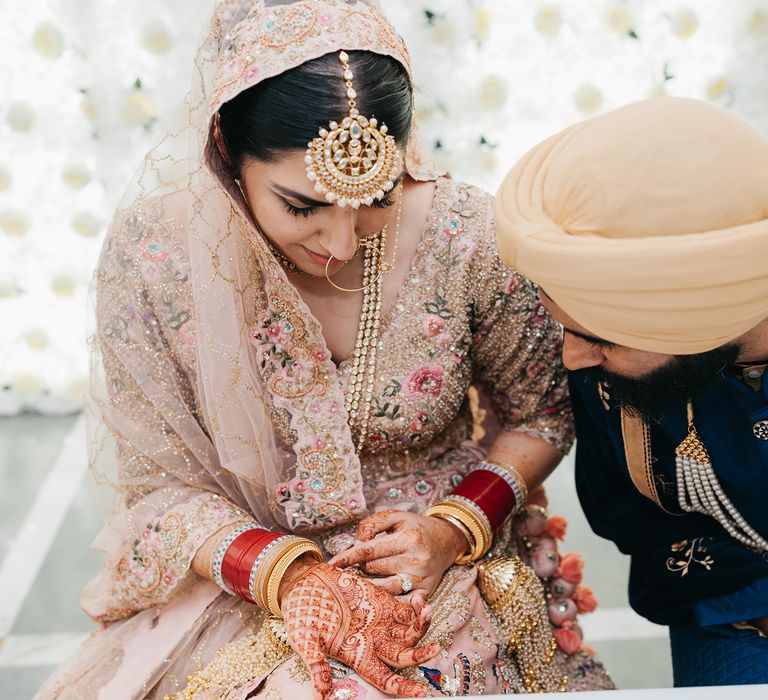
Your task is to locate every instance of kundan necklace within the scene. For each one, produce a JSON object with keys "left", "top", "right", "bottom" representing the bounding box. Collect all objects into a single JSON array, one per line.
[
  {"left": 340, "top": 193, "right": 402, "bottom": 451},
  {"left": 265, "top": 189, "right": 403, "bottom": 452}
]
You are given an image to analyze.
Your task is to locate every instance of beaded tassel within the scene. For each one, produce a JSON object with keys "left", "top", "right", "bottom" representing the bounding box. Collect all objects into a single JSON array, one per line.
[
  {"left": 345, "top": 227, "right": 387, "bottom": 452},
  {"left": 675, "top": 402, "right": 768, "bottom": 552},
  {"left": 477, "top": 556, "right": 568, "bottom": 693}
]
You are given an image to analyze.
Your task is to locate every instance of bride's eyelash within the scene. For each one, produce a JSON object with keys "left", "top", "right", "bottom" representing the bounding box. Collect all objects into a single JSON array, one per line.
[
  {"left": 371, "top": 194, "right": 395, "bottom": 208},
  {"left": 282, "top": 193, "right": 395, "bottom": 217},
  {"left": 283, "top": 201, "right": 317, "bottom": 218}
]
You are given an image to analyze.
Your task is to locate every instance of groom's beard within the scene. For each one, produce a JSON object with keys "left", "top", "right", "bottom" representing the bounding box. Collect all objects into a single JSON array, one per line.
[{"left": 584, "top": 343, "right": 740, "bottom": 422}]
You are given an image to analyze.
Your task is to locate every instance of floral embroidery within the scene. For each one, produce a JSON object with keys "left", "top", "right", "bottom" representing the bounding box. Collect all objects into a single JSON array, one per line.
[
  {"left": 243, "top": 64, "right": 260, "bottom": 83},
  {"left": 423, "top": 314, "right": 446, "bottom": 338},
  {"left": 252, "top": 307, "right": 305, "bottom": 375},
  {"left": 177, "top": 319, "right": 197, "bottom": 346},
  {"left": 405, "top": 362, "right": 445, "bottom": 398},
  {"left": 379, "top": 476, "right": 438, "bottom": 504},
  {"left": 410, "top": 409, "right": 430, "bottom": 433},
  {"left": 530, "top": 299, "right": 548, "bottom": 324},
  {"left": 274, "top": 446, "right": 355, "bottom": 528},
  {"left": 330, "top": 678, "right": 367, "bottom": 700},
  {"left": 211, "top": 0, "right": 411, "bottom": 111},
  {"left": 250, "top": 284, "right": 366, "bottom": 530},
  {"left": 100, "top": 494, "right": 247, "bottom": 622},
  {"left": 258, "top": 3, "right": 317, "bottom": 49},
  {"left": 141, "top": 237, "right": 168, "bottom": 262},
  {"left": 666, "top": 538, "right": 715, "bottom": 576},
  {"left": 421, "top": 653, "right": 472, "bottom": 696},
  {"left": 443, "top": 212, "right": 464, "bottom": 238}
]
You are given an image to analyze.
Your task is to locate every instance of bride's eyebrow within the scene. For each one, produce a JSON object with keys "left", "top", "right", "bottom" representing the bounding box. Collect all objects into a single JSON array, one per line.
[{"left": 271, "top": 171, "right": 405, "bottom": 207}]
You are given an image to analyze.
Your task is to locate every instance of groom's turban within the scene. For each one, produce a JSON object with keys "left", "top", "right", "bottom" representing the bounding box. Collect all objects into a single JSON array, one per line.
[{"left": 494, "top": 97, "right": 768, "bottom": 354}]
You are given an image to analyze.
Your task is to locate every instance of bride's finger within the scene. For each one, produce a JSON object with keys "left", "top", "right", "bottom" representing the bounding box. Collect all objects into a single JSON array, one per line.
[
  {"left": 394, "top": 601, "right": 433, "bottom": 647},
  {"left": 362, "top": 554, "right": 411, "bottom": 576},
  {"left": 355, "top": 509, "right": 410, "bottom": 541},
  {"left": 352, "top": 653, "right": 429, "bottom": 698},
  {"left": 328, "top": 532, "right": 406, "bottom": 567},
  {"left": 365, "top": 575, "right": 425, "bottom": 597},
  {"left": 375, "top": 638, "right": 442, "bottom": 669}
]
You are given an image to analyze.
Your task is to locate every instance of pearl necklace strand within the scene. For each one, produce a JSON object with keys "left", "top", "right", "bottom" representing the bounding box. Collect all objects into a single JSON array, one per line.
[
  {"left": 346, "top": 195, "right": 402, "bottom": 452},
  {"left": 675, "top": 402, "right": 768, "bottom": 551}
]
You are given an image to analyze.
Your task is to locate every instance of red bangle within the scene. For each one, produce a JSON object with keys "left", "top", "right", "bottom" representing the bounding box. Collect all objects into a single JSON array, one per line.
[
  {"left": 450, "top": 469, "right": 516, "bottom": 533},
  {"left": 222, "top": 530, "right": 272, "bottom": 600},
  {"left": 221, "top": 529, "right": 283, "bottom": 602}
]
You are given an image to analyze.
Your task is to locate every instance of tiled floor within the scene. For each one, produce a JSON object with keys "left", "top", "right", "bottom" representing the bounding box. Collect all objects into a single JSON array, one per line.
[{"left": 0, "top": 414, "right": 673, "bottom": 699}]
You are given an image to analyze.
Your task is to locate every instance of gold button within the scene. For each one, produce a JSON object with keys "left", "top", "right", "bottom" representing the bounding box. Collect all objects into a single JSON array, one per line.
[{"left": 753, "top": 420, "right": 768, "bottom": 440}]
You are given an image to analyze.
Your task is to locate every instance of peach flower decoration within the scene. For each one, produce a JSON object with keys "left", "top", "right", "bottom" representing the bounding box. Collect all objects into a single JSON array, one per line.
[
  {"left": 545, "top": 514, "right": 568, "bottom": 541},
  {"left": 554, "top": 625, "right": 583, "bottom": 655},
  {"left": 574, "top": 585, "right": 598, "bottom": 613},
  {"left": 548, "top": 597, "right": 578, "bottom": 626},
  {"left": 559, "top": 552, "right": 584, "bottom": 584}
]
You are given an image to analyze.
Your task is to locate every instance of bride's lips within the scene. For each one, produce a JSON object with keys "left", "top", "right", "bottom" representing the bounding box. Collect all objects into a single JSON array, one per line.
[{"left": 303, "top": 246, "right": 343, "bottom": 267}]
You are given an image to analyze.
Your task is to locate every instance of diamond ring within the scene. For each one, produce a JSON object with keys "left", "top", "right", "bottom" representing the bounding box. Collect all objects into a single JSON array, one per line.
[{"left": 397, "top": 572, "right": 413, "bottom": 593}]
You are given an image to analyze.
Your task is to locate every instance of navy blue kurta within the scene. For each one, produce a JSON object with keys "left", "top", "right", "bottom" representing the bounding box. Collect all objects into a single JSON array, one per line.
[{"left": 568, "top": 368, "right": 768, "bottom": 627}]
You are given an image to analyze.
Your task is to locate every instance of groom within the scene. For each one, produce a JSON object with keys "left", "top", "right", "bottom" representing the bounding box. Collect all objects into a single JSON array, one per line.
[{"left": 494, "top": 97, "right": 768, "bottom": 686}]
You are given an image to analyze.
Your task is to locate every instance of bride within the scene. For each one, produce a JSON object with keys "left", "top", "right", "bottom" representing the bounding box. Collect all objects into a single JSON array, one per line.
[{"left": 37, "top": 1, "right": 612, "bottom": 697}]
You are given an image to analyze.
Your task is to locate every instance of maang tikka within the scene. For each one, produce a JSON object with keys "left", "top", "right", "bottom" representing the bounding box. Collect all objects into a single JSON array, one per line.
[{"left": 305, "top": 51, "right": 402, "bottom": 208}]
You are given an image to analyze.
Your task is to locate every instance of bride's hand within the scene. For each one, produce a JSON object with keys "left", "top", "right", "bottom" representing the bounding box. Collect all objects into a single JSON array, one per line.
[
  {"left": 279, "top": 561, "right": 440, "bottom": 700},
  {"left": 327, "top": 510, "right": 468, "bottom": 598}
]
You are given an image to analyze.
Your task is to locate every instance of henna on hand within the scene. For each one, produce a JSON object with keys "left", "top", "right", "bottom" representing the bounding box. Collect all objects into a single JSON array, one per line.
[
  {"left": 282, "top": 563, "right": 439, "bottom": 700},
  {"left": 328, "top": 510, "right": 468, "bottom": 597}
]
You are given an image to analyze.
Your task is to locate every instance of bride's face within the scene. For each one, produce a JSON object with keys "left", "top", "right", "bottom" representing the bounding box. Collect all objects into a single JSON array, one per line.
[{"left": 239, "top": 152, "right": 401, "bottom": 277}]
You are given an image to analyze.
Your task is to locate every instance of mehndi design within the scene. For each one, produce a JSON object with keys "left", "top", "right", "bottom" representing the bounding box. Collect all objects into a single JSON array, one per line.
[{"left": 282, "top": 563, "right": 438, "bottom": 699}]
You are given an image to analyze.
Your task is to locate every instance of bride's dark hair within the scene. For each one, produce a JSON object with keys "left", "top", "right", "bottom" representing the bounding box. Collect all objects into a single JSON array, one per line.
[{"left": 218, "top": 50, "right": 413, "bottom": 170}]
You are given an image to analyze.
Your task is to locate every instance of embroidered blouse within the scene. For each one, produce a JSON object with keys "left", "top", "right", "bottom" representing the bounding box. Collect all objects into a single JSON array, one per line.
[{"left": 83, "top": 177, "right": 572, "bottom": 621}]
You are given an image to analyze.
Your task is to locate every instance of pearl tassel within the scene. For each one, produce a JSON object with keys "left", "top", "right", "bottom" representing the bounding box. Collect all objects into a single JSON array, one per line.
[{"left": 675, "top": 402, "right": 768, "bottom": 552}]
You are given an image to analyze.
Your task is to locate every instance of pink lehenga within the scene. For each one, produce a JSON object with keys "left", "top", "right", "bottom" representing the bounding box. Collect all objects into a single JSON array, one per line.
[{"left": 36, "top": 1, "right": 613, "bottom": 698}]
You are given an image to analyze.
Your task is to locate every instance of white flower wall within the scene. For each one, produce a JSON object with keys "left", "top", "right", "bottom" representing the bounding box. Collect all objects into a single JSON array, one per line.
[{"left": 1, "top": 0, "right": 767, "bottom": 414}]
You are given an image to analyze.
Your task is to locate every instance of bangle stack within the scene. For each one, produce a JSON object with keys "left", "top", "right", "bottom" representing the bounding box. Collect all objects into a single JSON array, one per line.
[
  {"left": 211, "top": 524, "right": 323, "bottom": 617},
  {"left": 425, "top": 458, "right": 528, "bottom": 564},
  {"left": 471, "top": 459, "right": 528, "bottom": 511},
  {"left": 425, "top": 500, "right": 490, "bottom": 563}
]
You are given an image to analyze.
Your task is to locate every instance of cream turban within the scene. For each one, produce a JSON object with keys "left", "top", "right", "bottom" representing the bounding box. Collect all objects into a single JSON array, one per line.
[{"left": 495, "top": 97, "right": 768, "bottom": 354}]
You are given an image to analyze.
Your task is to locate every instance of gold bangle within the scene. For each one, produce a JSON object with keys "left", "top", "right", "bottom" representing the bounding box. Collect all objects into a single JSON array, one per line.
[
  {"left": 425, "top": 502, "right": 489, "bottom": 562},
  {"left": 251, "top": 535, "right": 304, "bottom": 610},
  {"left": 429, "top": 512, "right": 475, "bottom": 564},
  {"left": 266, "top": 541, "right": 323, "bottom": 618},
  {"left": 443, "top": 496, "right": 494, "bottom": 555}
]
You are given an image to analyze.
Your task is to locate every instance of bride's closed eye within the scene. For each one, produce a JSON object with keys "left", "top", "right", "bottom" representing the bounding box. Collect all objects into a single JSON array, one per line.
[{"left": 281, "top": 193, "right": 396, "bottom": 218}]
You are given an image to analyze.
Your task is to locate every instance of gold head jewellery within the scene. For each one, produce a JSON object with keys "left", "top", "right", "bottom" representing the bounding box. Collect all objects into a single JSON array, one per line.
[{"left": 305, "top": 51, "right": 402, "bottom": 209}]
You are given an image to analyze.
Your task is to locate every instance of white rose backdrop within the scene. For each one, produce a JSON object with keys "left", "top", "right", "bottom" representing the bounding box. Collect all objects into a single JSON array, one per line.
[{"left": 1, "top": 0, "right": 767, "bottom": 414}]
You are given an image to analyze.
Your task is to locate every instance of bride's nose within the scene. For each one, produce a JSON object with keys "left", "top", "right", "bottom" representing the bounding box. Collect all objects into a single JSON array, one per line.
[{"left": 321, "top": 207, "right": 359, "bottom": 261}]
